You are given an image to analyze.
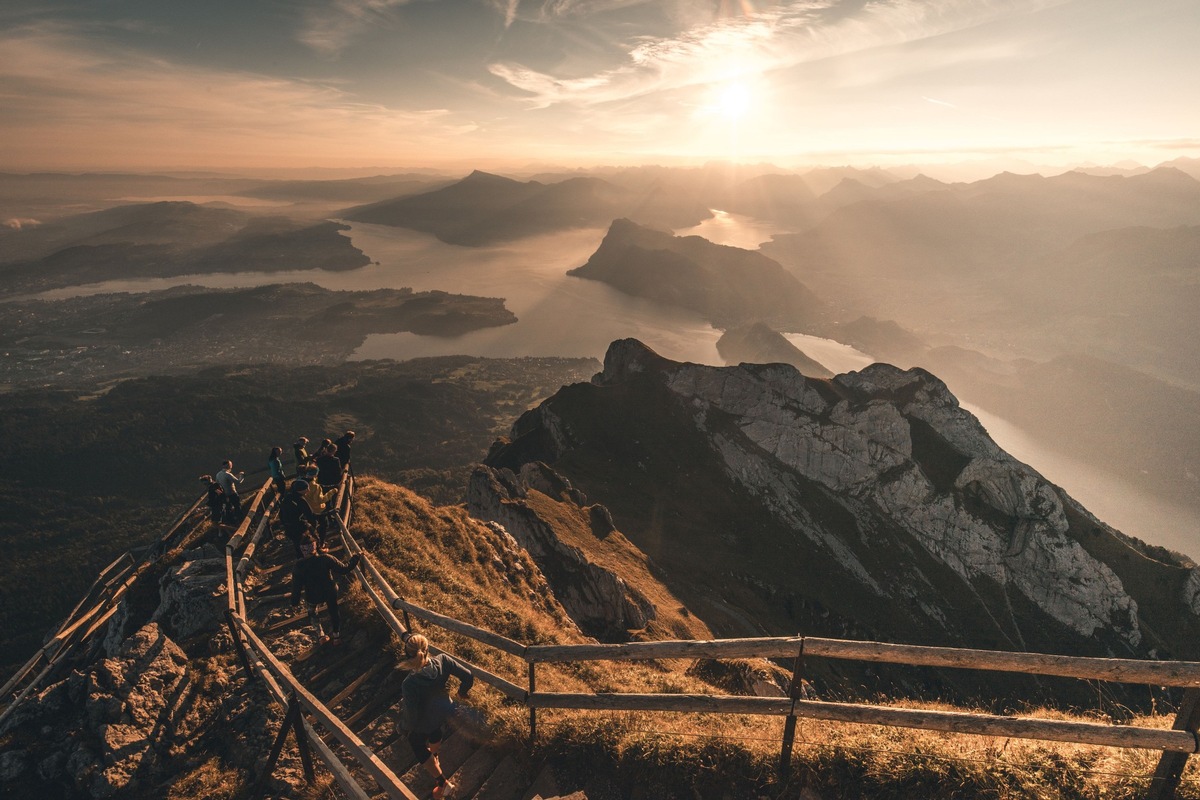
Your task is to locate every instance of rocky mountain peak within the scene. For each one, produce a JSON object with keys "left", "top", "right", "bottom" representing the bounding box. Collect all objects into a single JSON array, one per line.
[{"left": 488, "top": 339, "right": 1200, "bottom": 687}]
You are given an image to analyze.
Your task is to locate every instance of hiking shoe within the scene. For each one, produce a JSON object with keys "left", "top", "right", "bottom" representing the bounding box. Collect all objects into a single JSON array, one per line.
[{"left": 431, "top": 779, "right": 455, "bottom": 800}]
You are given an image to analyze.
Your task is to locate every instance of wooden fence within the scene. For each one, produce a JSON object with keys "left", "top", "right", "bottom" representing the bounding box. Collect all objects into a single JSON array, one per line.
[
  {"left": 0, "top": 491, "right": 211, "bottom": 730},
  {"left": 329, "top": 484, "right": 1200, "bottom": 799},
  {"left": 9, "top": 472, "right": 1200, "bottom": 800}
]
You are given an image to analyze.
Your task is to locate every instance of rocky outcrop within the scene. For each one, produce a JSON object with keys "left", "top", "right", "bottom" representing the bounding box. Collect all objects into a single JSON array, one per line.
[
  {"left": 486, "top": 339, "right": 1200, "bottom": 670},
  {"left": 0, "top": 538, "right": 299, "bottom": 800},
  {"left": 152, "top": 545, "right": 227, "bottom": 639},
  {"left": 467, "top": 464, "right": 655, "bottom": 639}
]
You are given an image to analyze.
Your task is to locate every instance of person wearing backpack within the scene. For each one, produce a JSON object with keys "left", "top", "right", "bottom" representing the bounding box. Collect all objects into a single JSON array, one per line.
[
  {"left": 279, "top": 480, "right": 318, "bottom": 558},
  {"left": 301, "top": 465, "right": 338, "bottom": 544},
  {"left": 201, "top": 475, "right": 225, "bottom": 525},
  {"left": 290, "top": 534, "right": 360, "bottom": 644},
  {"left": 315, "top": 445, "right": 342, "bottom": 490},
  {"left": 399, "top": 632, "right": 474, "bottom": 800}
]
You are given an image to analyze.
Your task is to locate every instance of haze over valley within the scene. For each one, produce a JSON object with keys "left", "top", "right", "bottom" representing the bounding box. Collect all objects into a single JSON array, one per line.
[{"left": 3, "top": 2, "right": 1200, "bottom": 796}]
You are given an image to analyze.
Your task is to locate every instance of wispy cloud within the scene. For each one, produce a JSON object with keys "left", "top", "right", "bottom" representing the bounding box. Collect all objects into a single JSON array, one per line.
[
  {"left": 485, "top": 0, "right": 655, "bottom": 26},
  {"left": 0, "top": 24, "right": 477, "bottom": 168},
  {"left": 489, "top": 0, "right": 1068, "bottom": 107},
  {"left": 296, "top": 0, "right": 413, "bottom": 57},
  {"left": 923, "top": 96, "right": 959, "bottom": 109}
]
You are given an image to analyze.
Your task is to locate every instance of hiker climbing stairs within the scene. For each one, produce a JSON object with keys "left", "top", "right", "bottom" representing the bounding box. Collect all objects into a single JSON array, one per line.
[{"left": 231, "top": 473, "right": 573, "bottom": 800}]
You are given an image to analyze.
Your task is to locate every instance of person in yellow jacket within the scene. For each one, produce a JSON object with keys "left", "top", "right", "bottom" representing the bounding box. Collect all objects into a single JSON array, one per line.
[{"left": 300, "top": 465, "right": 338, "bottom": 545}]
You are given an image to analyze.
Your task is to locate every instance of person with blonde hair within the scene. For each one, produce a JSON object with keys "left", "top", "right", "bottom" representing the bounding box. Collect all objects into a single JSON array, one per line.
[{"left": 399, "top": 632, "right": 473, "bottom": 799}]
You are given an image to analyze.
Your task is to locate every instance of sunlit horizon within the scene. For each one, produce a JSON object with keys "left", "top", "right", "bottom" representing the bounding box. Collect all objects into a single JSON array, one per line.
[{"left": 1, "top": 0, "right": 1197, "bottom": 178}]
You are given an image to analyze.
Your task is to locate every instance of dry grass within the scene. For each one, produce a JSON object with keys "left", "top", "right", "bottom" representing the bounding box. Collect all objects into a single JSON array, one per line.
[
  {"left": 164, "top": 757, "right": 244, "bottom": 800},
  {"left": 350, "top": 477, "right": 1200, "bottom": 799}
]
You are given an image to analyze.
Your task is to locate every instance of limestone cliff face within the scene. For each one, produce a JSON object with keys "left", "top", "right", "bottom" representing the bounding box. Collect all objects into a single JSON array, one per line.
[
  {"left": 467, "top": 464, "right": 655, "bottom": 639},
  {"left": 486, "top": 339, "right": 1200, "bottom": 666}
]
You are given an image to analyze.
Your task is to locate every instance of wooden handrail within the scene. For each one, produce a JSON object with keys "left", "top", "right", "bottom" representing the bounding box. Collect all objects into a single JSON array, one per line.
[
  {"left": 227, "top": 479, "right": 272, "bottom": 552},
  {"left": 334, "top": 525, "right": 528, "bottom": 700},
  {"left": 236, "top": 497, "right": 277, "bottom": 581},
  {"left": 235, "top": 617, "right": 420, "bottom": 800},
  {"left": 392, "top": 598, "right": 527, "bottom": 659},
  {"left": 240, "top": 624, "right": 374, "bottom": 800},
  {"left": 526, "top": 636, "right": 1200, "bottom": 688},
  {"left": 527, "top": 693, "right": 1197, "bottom": 752}
]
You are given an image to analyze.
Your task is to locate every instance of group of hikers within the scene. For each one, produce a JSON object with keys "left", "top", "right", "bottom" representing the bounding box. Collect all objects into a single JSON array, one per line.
[{"left": 199, "top": 429, "right": 471, "bottom": 799}]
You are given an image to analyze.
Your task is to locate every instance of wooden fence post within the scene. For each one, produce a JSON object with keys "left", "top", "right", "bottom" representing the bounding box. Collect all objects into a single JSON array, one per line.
[
  {"left": 528, "top": 661, "right": 538, "bottom": 744},
  {"left": 1149, "top": 688, "right": 1200, "bottom": 800},
  {"left": 778, "top": 637, "right": 806, "bottom": 783},
  {"left": 253, "top": 693, "right": 313, "bottom": 797}
]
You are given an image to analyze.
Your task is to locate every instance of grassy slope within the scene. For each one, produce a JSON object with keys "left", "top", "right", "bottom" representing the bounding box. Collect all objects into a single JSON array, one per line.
[
  {"left": 352, "top": 477, "right": 1200, "bottom": 800},
  {"left": 521, "top": 487, "right": 713, "bottom": 642}
]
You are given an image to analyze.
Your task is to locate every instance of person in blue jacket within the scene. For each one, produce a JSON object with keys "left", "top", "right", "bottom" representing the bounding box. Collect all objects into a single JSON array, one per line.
[
  {"left": 400, "top": 632, "right": 473, "bottom": 799},
  {"left": 268, "top": 446, "right": 287, "bottom": 496}
]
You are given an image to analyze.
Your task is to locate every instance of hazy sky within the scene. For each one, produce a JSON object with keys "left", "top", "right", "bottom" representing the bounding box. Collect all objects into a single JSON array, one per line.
[{"left": 2, "top": 0, "right": 1198, "bottom": 172}]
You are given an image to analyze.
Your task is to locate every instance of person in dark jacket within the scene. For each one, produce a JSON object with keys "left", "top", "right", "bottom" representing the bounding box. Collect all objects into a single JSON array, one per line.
[
  {"left": 399, "top": 633, "right": 473, "bottom": 799},
  {"left": 268, "top": 446, "right": 287, "bottom": 496},
  {"left": 279, "top": 480, "right": 318, "bottom": 557},
  {"left": 334, "top": 430, "right": 355, "bottom": 471},
  {"left": 315, "top": 445, "right": 342, "bottom": 490},
  {"left": 200, "top": 475, "right": 225, "bottom": 525},
  {"left": 290, "top": 535, "right": 360, "bottom": 643}
]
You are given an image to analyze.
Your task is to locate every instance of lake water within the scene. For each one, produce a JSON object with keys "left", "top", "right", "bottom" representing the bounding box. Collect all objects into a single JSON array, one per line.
[
  {"left": 675, "top": 209, "right": 786, "bottom": 249},
  {"left": 34, "top": 222, "right": 725, "bottom": 365}
]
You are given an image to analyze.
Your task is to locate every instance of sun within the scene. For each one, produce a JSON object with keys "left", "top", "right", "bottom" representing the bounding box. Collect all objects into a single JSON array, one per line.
[{"left": 714, "top": 81, "right": 752, "bottom": 121}]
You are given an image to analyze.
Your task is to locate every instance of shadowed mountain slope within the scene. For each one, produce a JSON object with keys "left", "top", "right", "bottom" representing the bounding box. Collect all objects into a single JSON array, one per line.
[
  {"left": 484, "top": 339, "right": 1200, "bottom": 703},
  {"left": 569, "top": 219, "right": 826, "bottom": 330}
]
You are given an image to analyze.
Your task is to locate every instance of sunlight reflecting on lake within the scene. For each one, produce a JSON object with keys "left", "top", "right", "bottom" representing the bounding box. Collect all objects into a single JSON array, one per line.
[
  {"left": 674, "top": 209, "right": 787, "bottom": 250},
  {"left": 781, "top": 333, "right": 875, "bottom": 374}
]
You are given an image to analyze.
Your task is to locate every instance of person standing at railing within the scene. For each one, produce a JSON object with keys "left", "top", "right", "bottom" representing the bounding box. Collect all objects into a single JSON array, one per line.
[
  {"left": 200, "top": 475, "right": 226, "bottom": 526},
  {"left": 334, "top": 430, "right": 355, "bottom": 474},
  {"left": 399, "top": 632, "right": 474, "bottom": 800},
  {"left": 268, "top": 446, "right": 287, "bottom": 497},
  {"left": 280, "top": 480, "right": 319, "bottom": 557},
  {"left": 292, "top": 436, "right": 312, "bottom": 476},
  {"left": 214, "top": 460, "right": 245, "bottom": 524},
  {"left": 315, "top": 444, "right": 342, "bottom": 491},
  {"left": 300, "top": 465, "right": 338, "bottom": 544},
  {"left": 291, "top": 534, "right": 360, "bottom": 644}
]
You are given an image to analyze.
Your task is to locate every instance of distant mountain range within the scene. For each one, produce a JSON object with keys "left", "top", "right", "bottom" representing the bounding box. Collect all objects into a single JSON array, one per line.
[
  {"left": 0, "top": 201, "right": 370, "bottom": 295},
  {"left": 759, "top": 168, "right": 1200, "bottom": 387},
  {"left": 342, "top": 170, "right": 712, "bottom": 245}
]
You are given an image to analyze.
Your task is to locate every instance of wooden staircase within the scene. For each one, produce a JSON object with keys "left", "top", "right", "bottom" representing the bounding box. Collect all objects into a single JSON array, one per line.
[{"left": 238, "top": 493, "right": 577, "bottom": 800}]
